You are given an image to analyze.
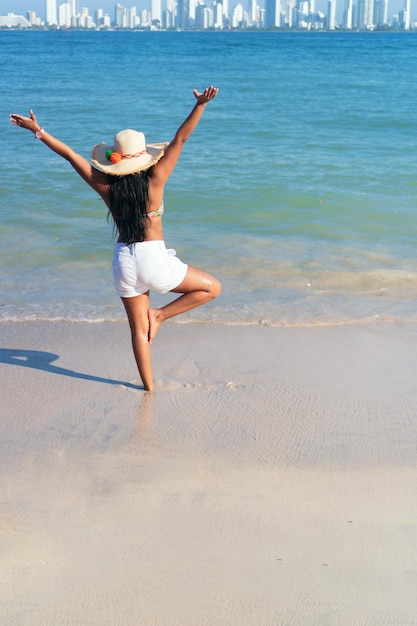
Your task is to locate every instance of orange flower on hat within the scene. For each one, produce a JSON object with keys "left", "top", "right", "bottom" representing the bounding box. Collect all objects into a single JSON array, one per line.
[{"left": 106, "top": 150, "right": 122, "bottom": 163}]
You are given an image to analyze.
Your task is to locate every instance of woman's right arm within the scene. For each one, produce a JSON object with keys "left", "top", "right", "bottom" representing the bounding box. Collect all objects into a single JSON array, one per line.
[
  {"left": 10, "top": 110, "right": 109, "bottom": 201},
  {"left": 150, "top": 86, "right": 219, "bottom": 185}
]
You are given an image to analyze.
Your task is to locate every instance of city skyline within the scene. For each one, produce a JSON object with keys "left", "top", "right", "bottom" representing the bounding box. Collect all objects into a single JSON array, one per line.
[{"left": 1, "top": 0, "right": 413, "bottom": 21}]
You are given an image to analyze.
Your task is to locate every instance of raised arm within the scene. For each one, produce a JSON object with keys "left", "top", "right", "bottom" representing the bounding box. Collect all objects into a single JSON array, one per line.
[
  {"left": 150, "top": 86, "right": 219, "bottom": 185},
  {"left": 10, "top": 110, "right": 109, "bottom": 200}
]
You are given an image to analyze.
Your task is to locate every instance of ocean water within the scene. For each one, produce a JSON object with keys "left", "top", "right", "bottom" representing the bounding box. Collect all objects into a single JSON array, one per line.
[{"left": 2, "top": 30, "right": 417, "bottom": 326}]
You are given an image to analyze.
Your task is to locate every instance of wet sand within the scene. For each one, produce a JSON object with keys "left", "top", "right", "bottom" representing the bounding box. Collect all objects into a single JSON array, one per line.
[{"left": 1, "top": 320, "right": 417, "bottom": 625}]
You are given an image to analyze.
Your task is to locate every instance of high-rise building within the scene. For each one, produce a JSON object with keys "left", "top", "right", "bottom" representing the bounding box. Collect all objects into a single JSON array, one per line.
[
  {"left": 46, "top": 0, "right": 57, "bottom": 25},
  {"left": 128, "top": 6, "right": 137, "bottom": 27},
  {"left": 265, "top": 0, "right": 281, "bottom": 27},
  {"left": 343, "top": 0, "right": 353, "bottom": 27},
  {"left": 373, "top": 0, "right": 387, "bottom": 25},
  {"left": 403, "top": 0, "right": 411, "bottom": 28},
  {"left": 68, "top": 0, "right": 77, "bottom": 18},
  {"left": 188, "top": 0, "right": 197, "bottom": 22},
  {"left": 96, "top": 8, "right": 103, "bottom": 24},
  {"left": 398, "top": 6, "right": 409, "bottom": 27},
  {"left": 357, "top": 0, "right": 374, "bottom": 27},
  {"left": 115, "top": 3, "right": 127, "bottom": 27},
  {"left": 214, "top": 1, "right": 224, "bottom": 27},
  {"left": 163, "top": 8, "right": 173, "bottom": 27},
  {"left": 249, "top": 0, "right": 260, "bottom": 24},
  {"left": 195, "top": 4, "right": 214, "bottom": 27},
  {"left": 58, "top": 2, "right": 71, "bottom": 26},
  {"left": 286, "top": 0, "right": 296, "bottom": 26},
  {"left": 310, "top": 0, "right": 316, "bottom": 16},
  {"left": 176, "top": 0, "right": 190, "bottom": 27},
  {"left": 78, "top": 7, "right": 94, "bottom": 27},
  {"left": 152, "top": 0, "right": 162, "bottom": 24},
  {"left": 298, "top": 0, "right": 309, "bottom": 22},
  {"left": 27, "top": 11, "right": 37, "bottom": 24},
  {"left": 231, "top": 2, "right": 244, "bottom": 26},
  {"left": 327, "top": 0, "right": 336, "bottom": 27},
  {"left": 141, "top": 8, "right": 150, "bottom": 25}
]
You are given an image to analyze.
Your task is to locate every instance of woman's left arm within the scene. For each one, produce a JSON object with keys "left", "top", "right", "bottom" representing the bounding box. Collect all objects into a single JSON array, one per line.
[{"left": 10, "top": 110, "right": 109, "bottom": 198}]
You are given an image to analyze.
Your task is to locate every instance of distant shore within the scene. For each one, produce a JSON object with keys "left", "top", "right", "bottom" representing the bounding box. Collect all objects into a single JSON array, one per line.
[{"left": 2, "top": 25, "right": 417, "bottom": 32}]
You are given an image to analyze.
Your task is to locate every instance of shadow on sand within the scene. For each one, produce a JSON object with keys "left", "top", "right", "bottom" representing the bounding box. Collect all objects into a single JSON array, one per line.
[{"left": 0, "top": 348, "right": 142, "bottom": 390}]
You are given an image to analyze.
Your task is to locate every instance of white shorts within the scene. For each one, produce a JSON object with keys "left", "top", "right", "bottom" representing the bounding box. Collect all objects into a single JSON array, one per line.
[{"left": 112, "top": 240, "right": 188, "bottom": 298}]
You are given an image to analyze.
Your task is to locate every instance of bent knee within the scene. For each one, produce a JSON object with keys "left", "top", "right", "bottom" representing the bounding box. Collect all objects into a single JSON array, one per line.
[{"left": 208, "top": 278, "right": 222, "bottom": 299}]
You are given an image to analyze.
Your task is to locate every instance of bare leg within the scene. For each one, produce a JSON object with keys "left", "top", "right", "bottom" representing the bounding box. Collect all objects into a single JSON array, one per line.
[
  {"left": 121, "top": 292, "right": 154, "bottom": 391},
  {"left": 148, "top": 266, "right": 222, "bottom": 344}
]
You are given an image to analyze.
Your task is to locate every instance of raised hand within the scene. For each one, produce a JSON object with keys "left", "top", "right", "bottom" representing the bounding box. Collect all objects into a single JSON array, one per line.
[
  {"left": 10, "top": 110, "right": 41, "bottom": 134},
  {"left": 193, "top": 86, "right": 219, "bottom": 105}
]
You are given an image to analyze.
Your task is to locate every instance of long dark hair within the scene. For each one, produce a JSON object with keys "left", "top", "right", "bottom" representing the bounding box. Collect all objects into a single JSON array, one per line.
[{"left": 108, "top": 170, "right": 152, "bottom": 244}]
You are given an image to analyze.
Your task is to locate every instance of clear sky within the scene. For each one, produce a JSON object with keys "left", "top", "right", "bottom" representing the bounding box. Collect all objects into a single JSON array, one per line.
[{"left": 1, "top": 0, "right": 410, "bottom": 22}]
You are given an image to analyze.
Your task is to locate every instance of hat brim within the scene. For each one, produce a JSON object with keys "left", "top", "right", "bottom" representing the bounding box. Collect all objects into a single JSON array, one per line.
[{"left": 91, "top": 141, "right": 169, "bottom": 176}]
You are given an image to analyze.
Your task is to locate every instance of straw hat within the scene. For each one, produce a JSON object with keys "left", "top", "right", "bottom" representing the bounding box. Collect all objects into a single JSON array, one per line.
[{"left": 91, "top": 129, "right": 168, "bottom": 176}]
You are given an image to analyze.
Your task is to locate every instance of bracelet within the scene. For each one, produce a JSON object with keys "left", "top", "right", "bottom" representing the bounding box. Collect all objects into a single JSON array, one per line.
[{"left": 35, "top": 127, "right": 44, "bottom": 139}]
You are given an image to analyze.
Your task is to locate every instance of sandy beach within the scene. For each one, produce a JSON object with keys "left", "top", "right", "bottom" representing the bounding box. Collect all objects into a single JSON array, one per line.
[{"left": 1, "top": 319, "right": 417, "bottom": 625}]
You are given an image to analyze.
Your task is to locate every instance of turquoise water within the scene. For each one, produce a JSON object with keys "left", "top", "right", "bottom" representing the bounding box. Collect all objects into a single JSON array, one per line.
[{"left": 2, "top": 30, "right": 417, "bottom": 325}]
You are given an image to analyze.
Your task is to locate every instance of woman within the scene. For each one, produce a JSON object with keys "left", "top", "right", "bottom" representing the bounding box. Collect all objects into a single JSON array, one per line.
[{"left": 10, "top": 86, "right": 222, "bottom": 391}]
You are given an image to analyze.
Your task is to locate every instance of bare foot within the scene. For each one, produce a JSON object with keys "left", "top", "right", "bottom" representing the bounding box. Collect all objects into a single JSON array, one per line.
[{"left": 148, "top": 308, "right": 163, "bottom": 344}]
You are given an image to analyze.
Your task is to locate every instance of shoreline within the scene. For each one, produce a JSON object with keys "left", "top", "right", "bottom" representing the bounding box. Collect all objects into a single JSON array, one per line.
[
  {"left": 2, "top": 318, "right": 417, "bottom": 464},
  {"left": 2, "top": 319, "right": 417, "bottom": 623}
]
